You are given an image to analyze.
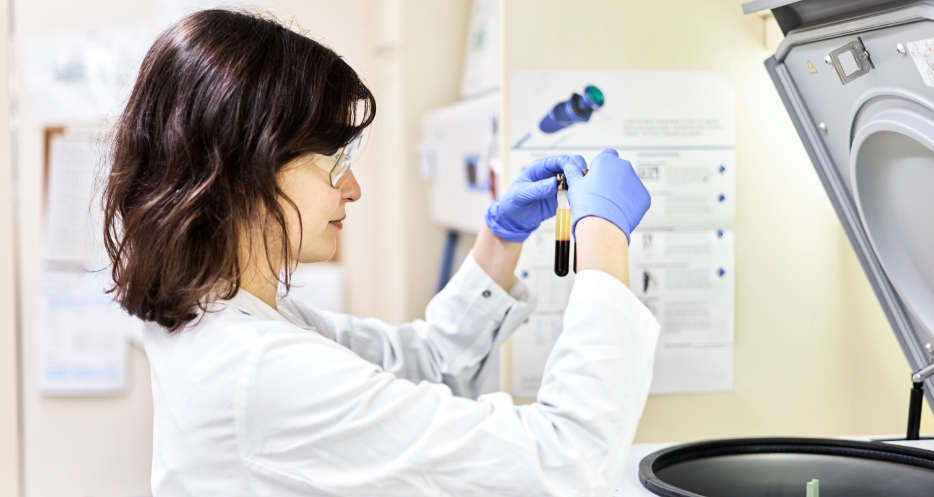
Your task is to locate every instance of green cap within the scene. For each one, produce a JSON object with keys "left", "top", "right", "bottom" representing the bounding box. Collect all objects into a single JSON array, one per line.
[{"left": 584, "top": 85, "right": 605, "bottom": 107}]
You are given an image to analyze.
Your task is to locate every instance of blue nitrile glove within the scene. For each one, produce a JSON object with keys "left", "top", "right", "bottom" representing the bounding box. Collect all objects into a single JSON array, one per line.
[
  {"left": 485, "top": 154, "right": 588, "bottom": 242},
  {"left": 564, "top": 148, "right": 651, "bottom": 242}
]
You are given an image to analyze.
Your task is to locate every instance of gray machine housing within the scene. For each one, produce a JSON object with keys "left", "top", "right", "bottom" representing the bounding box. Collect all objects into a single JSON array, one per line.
[{"left": 745, "top": 0, "right": 934, "bottom": 412}]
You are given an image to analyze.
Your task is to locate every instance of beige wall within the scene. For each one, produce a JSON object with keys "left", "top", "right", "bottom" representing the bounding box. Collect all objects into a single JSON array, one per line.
[
  {"left": 0, "top": 0, "right": 20, "bottom": 493},
  {"left": 399, "top": 0, "right": 471, "bottom": 320},
  {"left": 347, "top": 0, "right": 470, "bottom": 324},
  {"left": 501, "top": 0, "right": 933, "bottom": 441}
]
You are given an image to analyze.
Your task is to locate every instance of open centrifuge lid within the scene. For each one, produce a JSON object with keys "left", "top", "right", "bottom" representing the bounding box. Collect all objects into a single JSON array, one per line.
[
  {"left": 743, "top": 0, "right": 907, "bottom": 34},
  {"left": 744, "top": 0, "right": 934, "bottom": 407}
]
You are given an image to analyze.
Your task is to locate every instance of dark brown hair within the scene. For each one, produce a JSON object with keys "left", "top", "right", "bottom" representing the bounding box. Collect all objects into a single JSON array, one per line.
[{"left": 102, "top": 9, "right": 375, "bottom": 331}]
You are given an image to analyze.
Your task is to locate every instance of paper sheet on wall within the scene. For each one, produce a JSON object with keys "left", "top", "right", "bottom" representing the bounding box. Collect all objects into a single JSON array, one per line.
[
  {"left": 20, "top": 28, "right": 151, "bottom": 123},
  {"left": 36, "top": 271, "right": 133, "bottom": 395},
  {"left": 460, "top": 0, "right": 501, "bottom": 98},
  {"left": 38, "top": 131, "right": 144, "bottom": 395},
  {"left": 44, "top": 132, "right": 108, "bottom": 270},
  {"left": 19, "top": 2, "right": 243, "bottom": 124},
  {"left": 509, "top": 71, "right": 735, "bottom": 397}
]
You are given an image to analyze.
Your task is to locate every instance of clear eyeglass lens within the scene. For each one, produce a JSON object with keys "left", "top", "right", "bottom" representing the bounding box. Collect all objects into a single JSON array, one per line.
[{"left": 329, "top": 135, "right": 362, "bottom": 187}]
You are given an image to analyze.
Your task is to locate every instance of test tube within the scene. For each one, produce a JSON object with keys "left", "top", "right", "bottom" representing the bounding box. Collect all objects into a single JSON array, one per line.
[
  {"left": 572, "top": 168, "right": 588, "bottom": 274},
  {"left": 555, "top": 174, "right": 571, "bottom": 277}
]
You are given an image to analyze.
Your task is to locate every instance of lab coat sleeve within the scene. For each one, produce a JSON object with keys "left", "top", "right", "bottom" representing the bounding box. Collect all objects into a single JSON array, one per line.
[
  {"left": 279, "top": 252, "right": 536, "bottom": 399},
  {"left": 235, "top": 269, "right": 660, "bottom": 497}
]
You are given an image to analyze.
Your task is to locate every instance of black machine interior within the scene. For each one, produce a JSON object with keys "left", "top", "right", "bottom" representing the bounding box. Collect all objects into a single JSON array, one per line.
[{"left": 639, "top": 438, "right": 934, "bottom": 497}]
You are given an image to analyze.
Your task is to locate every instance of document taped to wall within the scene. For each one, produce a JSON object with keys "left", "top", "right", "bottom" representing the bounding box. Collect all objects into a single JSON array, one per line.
[
  {"left": 508, "top": 71, "right": 735, "bottom": 397},
  {"left": 37, "top": 130, "right": 142, "bottom": 395},
  {"left": 36, "top": 271, "right": 132, "bottom": 395}
]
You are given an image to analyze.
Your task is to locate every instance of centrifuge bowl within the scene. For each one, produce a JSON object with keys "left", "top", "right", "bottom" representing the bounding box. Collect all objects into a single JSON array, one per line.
[{"left": 639, "top": 437, "right": 934, "bottom": 497}]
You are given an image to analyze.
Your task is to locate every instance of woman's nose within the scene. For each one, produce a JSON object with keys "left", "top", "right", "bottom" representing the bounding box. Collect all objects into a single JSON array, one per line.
[{"left": 340, "top": 170, "right": 361, "bottom": 203}]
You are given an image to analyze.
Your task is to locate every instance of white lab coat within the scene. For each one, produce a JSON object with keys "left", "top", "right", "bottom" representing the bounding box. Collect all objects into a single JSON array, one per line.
[{"left": 143, "top": 252, "right": 659, "bottom": 497}]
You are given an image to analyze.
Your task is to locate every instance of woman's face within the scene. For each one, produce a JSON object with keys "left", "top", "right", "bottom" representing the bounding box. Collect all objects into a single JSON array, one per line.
[{"left": 277, "top": 154, "right": 361, "bottom": 264}]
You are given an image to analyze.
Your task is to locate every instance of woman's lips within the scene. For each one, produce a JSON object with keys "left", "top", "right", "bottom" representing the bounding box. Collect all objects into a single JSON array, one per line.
[{"left": 329, "top": 216, "right": 345, "bottom": 229}]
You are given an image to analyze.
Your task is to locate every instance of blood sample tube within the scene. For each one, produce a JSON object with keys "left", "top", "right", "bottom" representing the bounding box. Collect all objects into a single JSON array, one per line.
[
  {"left": 573, "top": 168, "right": 588, "bottom": 274},
  {"left": 555, "top": 174, "right": 571, "bottom": 277}
]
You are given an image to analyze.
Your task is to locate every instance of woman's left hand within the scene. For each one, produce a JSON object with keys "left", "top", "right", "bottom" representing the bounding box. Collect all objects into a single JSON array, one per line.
[{"left": 484, "top": 154, "right": 587, "bottom": 242}]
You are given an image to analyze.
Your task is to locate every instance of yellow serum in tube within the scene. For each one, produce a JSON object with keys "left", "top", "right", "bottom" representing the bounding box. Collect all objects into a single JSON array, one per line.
[{"left": 555, "top": 173, "right": 571, "bottom": 277}]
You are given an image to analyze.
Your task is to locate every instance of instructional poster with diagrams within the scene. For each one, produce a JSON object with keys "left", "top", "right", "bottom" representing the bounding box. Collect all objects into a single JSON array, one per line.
[{"left": 508, "top": 71, "right": 735, "bottom": 397}]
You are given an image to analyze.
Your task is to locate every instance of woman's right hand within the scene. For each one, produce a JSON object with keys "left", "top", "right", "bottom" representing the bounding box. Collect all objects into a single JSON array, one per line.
[
  {"left": 563, "top": 148, "right": 651, "bottom": 242},
  {"left": 484, "top": 154, "right": 588, "bottom": 243}
]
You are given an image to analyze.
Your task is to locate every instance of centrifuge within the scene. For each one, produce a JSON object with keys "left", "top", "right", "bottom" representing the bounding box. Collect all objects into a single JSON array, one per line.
[{"left": 639, "top": 1, "right": 934, "bottom": 495}]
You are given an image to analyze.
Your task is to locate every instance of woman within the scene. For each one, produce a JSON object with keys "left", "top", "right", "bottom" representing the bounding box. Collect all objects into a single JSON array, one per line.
[{"left": 103, "top": 9, "right": 658, "bottom": 497}]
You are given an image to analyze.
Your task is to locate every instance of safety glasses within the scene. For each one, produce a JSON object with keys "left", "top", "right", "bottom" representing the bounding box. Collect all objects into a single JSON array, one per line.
[{"left": 312, "top": 134, "right": 362, "bottom": 188}]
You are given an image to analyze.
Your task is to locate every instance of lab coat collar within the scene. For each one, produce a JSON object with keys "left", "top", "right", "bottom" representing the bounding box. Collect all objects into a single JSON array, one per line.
[{"left": 222, "top": 289, "right": 294, "bottom": 325}]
